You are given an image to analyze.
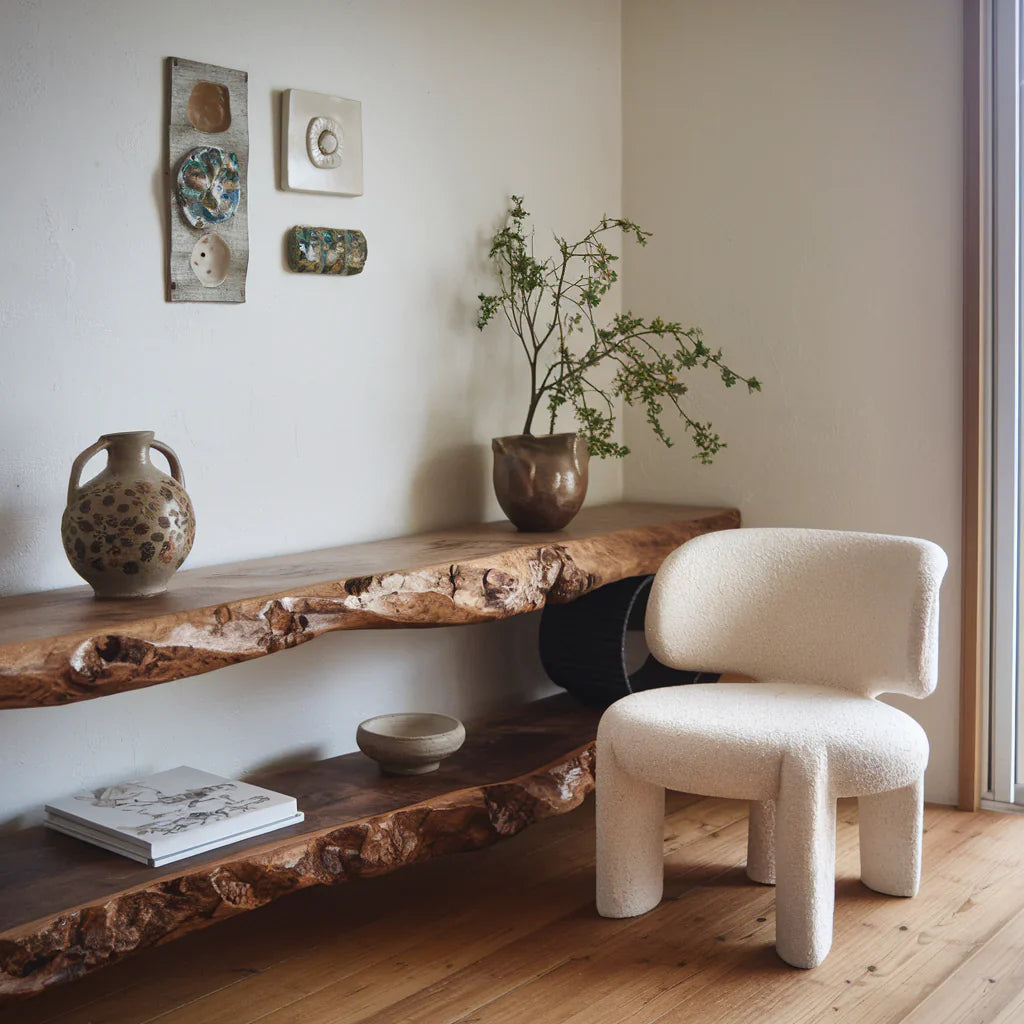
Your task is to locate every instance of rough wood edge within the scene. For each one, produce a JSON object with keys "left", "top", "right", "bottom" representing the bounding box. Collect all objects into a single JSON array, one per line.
[
  {"left": 0, "top": 741, "right": 596, "bottom": 1000},
  {"left": 0, "top": 510, "right": 740, "bottom": 710},
  {"left": 959, "top": 0, "right": 985, "bottom": 812}
]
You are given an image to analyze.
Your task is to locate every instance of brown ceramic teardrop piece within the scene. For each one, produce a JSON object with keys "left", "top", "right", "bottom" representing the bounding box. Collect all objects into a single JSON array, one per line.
[{"left": 187, "top": 81, "right": 231, "bottom": 133}]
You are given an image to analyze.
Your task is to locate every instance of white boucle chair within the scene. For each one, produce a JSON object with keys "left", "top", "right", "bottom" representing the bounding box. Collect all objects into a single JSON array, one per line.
[{"left": 595, "top": 528, "right": 947, "bottom": 969}]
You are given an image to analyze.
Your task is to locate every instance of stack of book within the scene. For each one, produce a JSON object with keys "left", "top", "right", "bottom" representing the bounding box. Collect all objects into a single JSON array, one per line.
[{"left": 45, "top": 766, "right": 304, "bottom": 867}]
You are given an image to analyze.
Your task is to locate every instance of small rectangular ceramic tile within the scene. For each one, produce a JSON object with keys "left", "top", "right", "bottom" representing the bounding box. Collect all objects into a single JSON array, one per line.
[
  {"left": 286, "top": 227, "right": 367, "bottom": 275},
  {"left": 167, "top": 57, "right": 249, "bottom": 303},
  {"left": 281, "top": 89, "right": 363, "bottom": 196}
]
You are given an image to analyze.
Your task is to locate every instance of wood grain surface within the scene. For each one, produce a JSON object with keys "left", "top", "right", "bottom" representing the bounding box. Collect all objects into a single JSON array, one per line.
[
  {"left": 960, "top": 0, "right": 985, "bottom": 812},
  {"left": 6, "top": 793, "right": 1023, "bottom": 1024},
  {"left": 0, "top": 696, "right": 602, "bottom": 1001},
  {"left": 0, "top": 504, "right": 739, "bottom": 709}
]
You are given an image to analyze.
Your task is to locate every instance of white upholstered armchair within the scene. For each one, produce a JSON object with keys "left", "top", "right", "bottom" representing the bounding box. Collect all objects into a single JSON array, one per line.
[{"left": 595, "top": 528, "right": 948, "bottom": 968}]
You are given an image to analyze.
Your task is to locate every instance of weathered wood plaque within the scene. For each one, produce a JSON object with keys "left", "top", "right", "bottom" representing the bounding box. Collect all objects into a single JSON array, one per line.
[{"left": 167, "top": 57, "right": 249, "bottom": 303}]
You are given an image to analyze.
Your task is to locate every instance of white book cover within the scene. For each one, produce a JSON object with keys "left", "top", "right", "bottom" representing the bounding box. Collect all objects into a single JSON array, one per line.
[
  {"left": 46, "top": 812, "right": 305, "bottom": 867},
  {"left": 45, "top": 766, "right": 301, "bottom": 860}
]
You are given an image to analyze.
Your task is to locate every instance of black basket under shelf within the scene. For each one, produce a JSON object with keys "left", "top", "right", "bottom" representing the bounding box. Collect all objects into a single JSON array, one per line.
[{"left": 539, "top": 574, "right": 718, "bottom": 707}]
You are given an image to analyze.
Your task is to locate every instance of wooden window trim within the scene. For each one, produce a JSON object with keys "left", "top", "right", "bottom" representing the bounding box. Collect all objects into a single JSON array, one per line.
[{"left": 960, "top": 0, "right": 986, "bottom": 811}]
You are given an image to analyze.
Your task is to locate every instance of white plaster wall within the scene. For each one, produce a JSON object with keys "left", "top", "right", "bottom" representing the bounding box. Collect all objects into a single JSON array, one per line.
[
  {"left": 621, "top": 0, "right": 963, "bottom": 803},
  {"left": 0, "top": 0, "right": 623, "bottom": 826}
]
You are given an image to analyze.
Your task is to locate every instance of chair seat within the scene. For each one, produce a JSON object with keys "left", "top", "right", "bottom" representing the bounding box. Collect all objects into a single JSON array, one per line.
[{"left": 603, "top": 683, "right": 929, "bottom": 802}]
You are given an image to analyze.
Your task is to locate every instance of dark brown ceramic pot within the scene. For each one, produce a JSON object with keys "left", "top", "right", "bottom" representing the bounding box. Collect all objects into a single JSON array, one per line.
[{"left": 491, "top": 433, "right": 590, "bottom": 532}]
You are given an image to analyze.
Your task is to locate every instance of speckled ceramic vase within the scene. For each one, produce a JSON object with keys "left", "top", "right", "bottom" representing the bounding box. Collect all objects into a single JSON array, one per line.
[
  {"left": 61, "top": 431, "right": 196, "bottom": 598},
  {"left": 492, "top": 432, "right": 590, "bottom": 532}
]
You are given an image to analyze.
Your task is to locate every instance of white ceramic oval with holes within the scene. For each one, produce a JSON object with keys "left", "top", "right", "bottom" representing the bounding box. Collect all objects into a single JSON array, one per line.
[
  {"left": 356, "top": 713, "right": 466, "bottom": 775},
  {"left": 190, "top": 232, "right": 230, "bottom": 288}
]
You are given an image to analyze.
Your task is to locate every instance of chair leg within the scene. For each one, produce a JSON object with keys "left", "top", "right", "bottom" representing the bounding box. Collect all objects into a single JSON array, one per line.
[
  {"left": 595, "top": 733, "right": 665, "bottom": 918},
  {"left": 773, "top": 753, "right": 836, "bottom": 969},
  {"left": 858, "top": 776, "right": 924, "bottom": 898},
  {"left": 747, "top": 799, "right": 776, "bottom": 884}
]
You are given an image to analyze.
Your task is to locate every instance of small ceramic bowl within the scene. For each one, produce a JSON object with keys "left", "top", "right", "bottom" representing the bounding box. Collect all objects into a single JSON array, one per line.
[{"left": 356, "top": 713, "right": 466, "bottom": 775}]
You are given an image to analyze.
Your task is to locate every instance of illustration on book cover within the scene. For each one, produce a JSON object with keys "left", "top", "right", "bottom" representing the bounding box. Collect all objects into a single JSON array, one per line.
[{"left": 76, "top": 780, "right": 272, "bottom": 836}]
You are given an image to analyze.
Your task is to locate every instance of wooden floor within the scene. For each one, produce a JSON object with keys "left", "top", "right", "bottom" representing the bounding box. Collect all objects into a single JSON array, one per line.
[{"left": 5, "top": 793, "right": 1024, "bottom": 1024}]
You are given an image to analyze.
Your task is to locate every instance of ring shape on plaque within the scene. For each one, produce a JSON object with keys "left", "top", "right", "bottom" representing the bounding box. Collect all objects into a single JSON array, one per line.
[
  {"left": 307, "top": 115, "right": 343, "bottom": 169},
  {"left": 176, "top": 146, "right": 240, "bottom": 228}
]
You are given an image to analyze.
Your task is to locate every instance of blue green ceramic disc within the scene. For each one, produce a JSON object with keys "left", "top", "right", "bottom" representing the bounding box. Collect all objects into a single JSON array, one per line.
[{"left": 177, "top": 146, "right": 240, "bottom": 228}]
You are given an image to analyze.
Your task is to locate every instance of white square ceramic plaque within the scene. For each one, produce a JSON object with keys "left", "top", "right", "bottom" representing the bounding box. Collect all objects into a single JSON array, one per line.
[{"left": 282, "top": 88, "right": 363, "bottom": 196}]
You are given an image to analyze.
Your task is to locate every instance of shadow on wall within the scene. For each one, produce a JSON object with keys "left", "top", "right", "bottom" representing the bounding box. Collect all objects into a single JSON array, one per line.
[
  {"left": 243, "top": 745, "right": 325, "bottom": 780},
  {"left": 407, "top": 437, "right": 489, "bottom": 533},
  {"left": 405, "top": 343, "right": 493, "bottom": 531},
  {"left": 156, "top": 60, "right": 170, "bottom": 299},
  {"left": 401, "top": 199, "right": 525, "bottom": 536},
  {"left": 0, "top": 811, "right": 32, "bottom": 835},
  {"left": 224, "top": 615, "right": 552, "bottom": 734},
  {"left": 0, "top": 504, "right": 33, "bottom": 588},
  {"left": 445, "top": 612, "right": 553, "bottom": 712},
  {"left": 270, "top": 89, "right": 283, "bottom": 190}
]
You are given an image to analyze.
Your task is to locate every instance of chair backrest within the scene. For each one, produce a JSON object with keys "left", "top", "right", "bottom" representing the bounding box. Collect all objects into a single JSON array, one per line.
[{"left": 645, "top": 528, "right": 948, "bottom": 699}]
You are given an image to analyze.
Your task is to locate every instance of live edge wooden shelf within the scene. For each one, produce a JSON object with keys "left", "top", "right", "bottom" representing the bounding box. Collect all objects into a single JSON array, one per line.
[{"left": 0, "top": 502, "right": 739, "bottom": 1000}]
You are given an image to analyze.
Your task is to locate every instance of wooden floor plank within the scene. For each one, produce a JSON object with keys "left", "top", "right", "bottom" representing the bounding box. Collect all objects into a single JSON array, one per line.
[
  {"left": 628, "top": 805, "right": 1023, "bottom": 1024},
  {"left": 200, "top": 798, "right": 748, "bottom": 1024},
  {"left": 899, "top": 901, "right": 1024, "bottom": 1024},
  {"left": 351, "top": 807, "right": 758, "bottom": 1024},
  {"left": 6, "top": 794, "right": 1024, "bottom": 1024}
]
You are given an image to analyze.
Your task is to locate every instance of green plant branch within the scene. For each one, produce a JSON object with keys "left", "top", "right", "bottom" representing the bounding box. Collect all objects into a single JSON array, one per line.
[{"left": 476, "top": 195, "right": 760, "bottom": 460}]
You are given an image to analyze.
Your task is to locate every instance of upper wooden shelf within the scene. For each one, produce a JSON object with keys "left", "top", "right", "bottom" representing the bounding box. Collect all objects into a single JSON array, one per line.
[{"left": 0, "top": 503, "right": 739, "bottom": 710}]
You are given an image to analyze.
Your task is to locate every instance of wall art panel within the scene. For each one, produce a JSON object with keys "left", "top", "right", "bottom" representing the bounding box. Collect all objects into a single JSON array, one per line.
[
  {"left": 167, "top": 58, "right": 249, "bottom": 303},
  {"left": 281, "top": 89, "right": 363, "bottom": 196}
]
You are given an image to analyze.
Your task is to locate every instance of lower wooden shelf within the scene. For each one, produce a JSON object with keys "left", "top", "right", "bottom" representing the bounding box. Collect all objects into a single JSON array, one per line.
[{"left": 0, "top": 695, "right": 601, "bottom": 1001}]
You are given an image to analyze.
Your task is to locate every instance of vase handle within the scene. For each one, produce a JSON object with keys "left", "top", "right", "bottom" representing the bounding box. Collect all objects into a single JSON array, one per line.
[
  {"left": 150, "top": 439, "right": 186, "bottom": 487},
  {"left": 66, "top": 437, "right": 111, "bottom": 506}
]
